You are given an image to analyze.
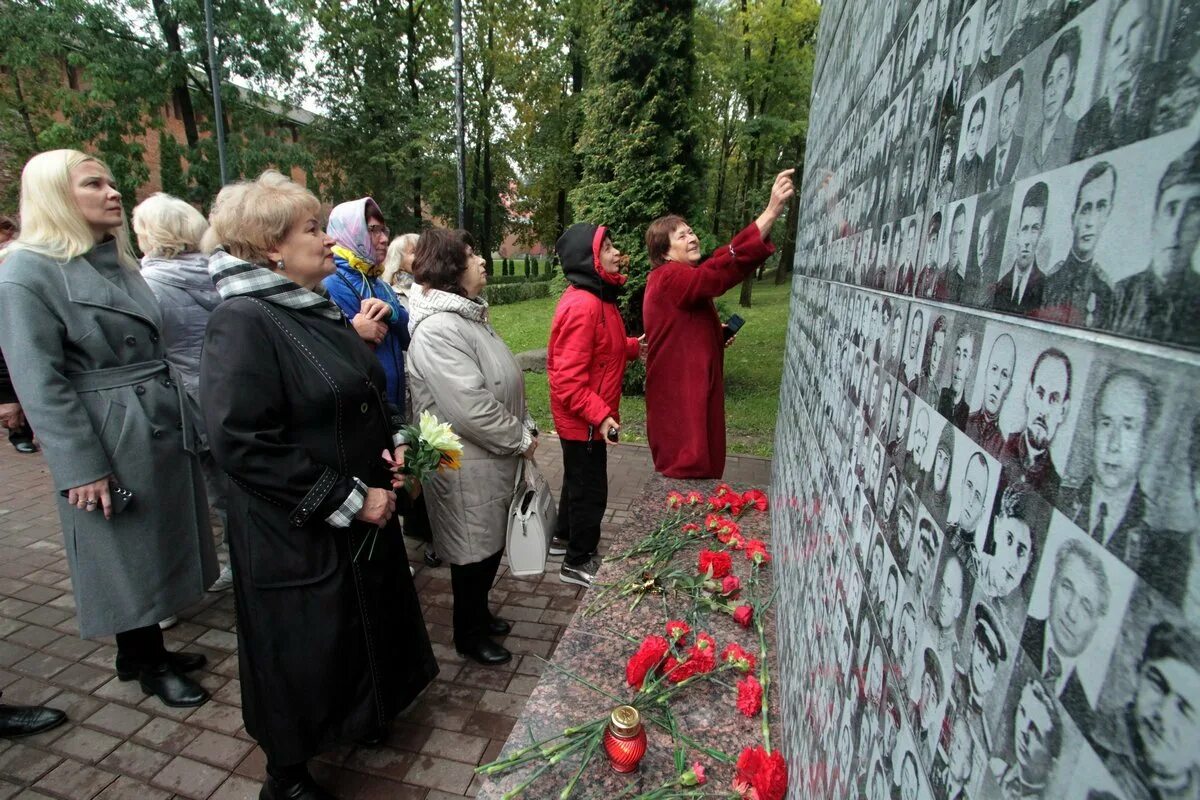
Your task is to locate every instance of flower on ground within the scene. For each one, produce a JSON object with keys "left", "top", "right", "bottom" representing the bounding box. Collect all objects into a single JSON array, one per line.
[
  {"left": 699, "top": 549, "right": 733, "bottom": 579},
  {"left": 721, "top": 643, "right": 756, "bottom": 673},
  {"left": 681, "top": 522, "right": 701, "bottom": 534},
  {"left": 727, "top": 496, "right": 747, "bottom": 516},
  {"left": 663, "top": 632, "right": 716, "bottom": 683},
  {"left": 726, "top": 531, "right": 746, "bottom": 550},
  {"left": 733, "top": 605, "right": 754, "bottom": 628},
  {"left": 666, "top": 491, "right": 685, "bottom": 508},
  {"left": 714, "top": 518, "right": 742, "bottom": 544},
  {"left": 685, "top": 490, "right": 705, "bottom": 505},
  {"left": 665, "top": 620, "right": 691, "bottom": 644},
  {"left": 715, "top": 483, "right": 734, "bottom": 497},
  {"left": 744, "top": 539, "right": 771, "bottom": 564},
  {"left": 705, "top": 513, "right": 728, "bottom": 531},
  {"left": 721, "top": 575, "right": 742, "bottom": 597},
  {"left": 625, "top": 635, "right": 669, "bottom": 689},
  {"left": 707, "top": 495, "right": 728, "bottom": 511},
  {"left": 680, "top": 762, "right": 707, "bottom": 786},
  {"left": 737, "top": 674, "right": 763, "bottom": 717},
  {"left": 741, "top": 489, "right": 769, "bottom": 512},
  {"left": 733, "top": 746, "right": 788, "bottom": 800}
]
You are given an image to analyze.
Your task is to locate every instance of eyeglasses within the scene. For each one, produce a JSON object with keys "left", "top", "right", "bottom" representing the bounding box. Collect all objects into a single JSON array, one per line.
[{"left": 368, "top": 225, "right": 391, "bottom": 237}]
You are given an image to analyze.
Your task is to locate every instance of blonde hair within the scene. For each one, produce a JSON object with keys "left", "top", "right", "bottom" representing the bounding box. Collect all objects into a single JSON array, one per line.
[
  {"left": 10, "top": 149, "right": 138, "bottom": 269},
  {"left": 382, "top": 232, "right": 419, "bottom": 286},
  {"left": 205, "top": 170, "right": 321, "bottom": 264},
  {"left": 132, "top": 193, "right": 209, "bottom": 259}
]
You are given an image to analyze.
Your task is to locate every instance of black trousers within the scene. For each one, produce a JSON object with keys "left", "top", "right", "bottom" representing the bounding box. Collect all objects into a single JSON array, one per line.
[
  {"left": 449, "top": 549, "right": 503, "bottom": 645},
  {"left": 114, "top": 624, "right": 167, "bottom": 662},
  {"left": 556, "top": 438, "right": 608, "bottom": 566},
  {"left": 404, "top": 492, "right": 433, "bottom": 544}
]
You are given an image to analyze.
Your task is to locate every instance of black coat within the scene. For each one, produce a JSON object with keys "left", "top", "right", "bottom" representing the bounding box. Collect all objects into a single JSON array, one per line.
[{"left": 200, "top": 297, "right": 437, "bottom": 765}]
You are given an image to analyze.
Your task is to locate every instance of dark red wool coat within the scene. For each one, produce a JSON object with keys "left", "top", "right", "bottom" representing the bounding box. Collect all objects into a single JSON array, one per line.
[{"left": 643, "top": 223, "right": 774, "bottom": 478}]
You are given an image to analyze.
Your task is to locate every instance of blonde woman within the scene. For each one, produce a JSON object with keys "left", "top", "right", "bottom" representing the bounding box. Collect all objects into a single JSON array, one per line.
[
  {"left": 0, "top": 150, "right": 217, "bottom": 709},
  {"left": 132, "top": 193, "right": 232, "bottom": 594},
  {"left": 200, "top": 171, "right": 436, "bottom": 799},
  {"left": 382, "top": 232, "right": 419, "bottom": 303}
]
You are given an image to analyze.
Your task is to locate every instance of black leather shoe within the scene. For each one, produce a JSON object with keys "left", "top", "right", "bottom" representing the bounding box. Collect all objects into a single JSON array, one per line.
[
  {"left": 138, "top": 663, "right": 210, "bottom": 708},
  {"left": 260, "top": 773, "right": 336, "bottom": 800},
  {"left": 116, "top": 650, "right": 207, "bottom": 681},
  {"left": 456, "top": 637, "right": 512, "bottom": 666},
  {"left": 12, "top": 442, "right": 38, "bottom": 454},
  {"left": 0, "top": 703, "right": 67, "bottom": 737},
  {"left": 423, "top": 549, "right": 443, "bottom": 568},
  {"left": 487, "top": 616, "right": 511, "bottom": 636}
]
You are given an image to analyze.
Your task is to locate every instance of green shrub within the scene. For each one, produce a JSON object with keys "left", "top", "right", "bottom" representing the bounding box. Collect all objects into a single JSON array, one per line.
[
  {"left": 489, "top": 273, "right": 555, "bottom": 286},
  {"left": 485, "top": 280, "right": 553, "bottom": 306}
]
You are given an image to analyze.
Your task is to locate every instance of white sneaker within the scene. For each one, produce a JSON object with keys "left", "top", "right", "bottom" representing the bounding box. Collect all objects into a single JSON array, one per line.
[
  {"left": 158, "top": 615, "right": 179, "bottom": 630},
  {"left": 207, "top": 565, "right": 234, "bottom": 593}
]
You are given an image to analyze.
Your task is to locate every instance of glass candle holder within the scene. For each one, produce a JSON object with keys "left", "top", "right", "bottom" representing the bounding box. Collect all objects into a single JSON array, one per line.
[{"left": 602, "top": 705, "right": 647, "bottom": 773}]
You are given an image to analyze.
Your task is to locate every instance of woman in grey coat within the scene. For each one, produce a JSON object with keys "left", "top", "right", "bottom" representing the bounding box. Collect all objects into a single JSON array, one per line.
[
  {"left": 0, "top": 150, "right": 217, "bottom": 709},
  {"left": 132, "top": 193, "right": 232, "bottom": 593},
  {"left": 408, "top": 228, "right": 538, "bottom": 666}
]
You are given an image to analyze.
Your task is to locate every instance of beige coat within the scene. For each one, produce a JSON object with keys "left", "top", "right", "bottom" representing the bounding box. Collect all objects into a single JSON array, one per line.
[{"left": 407, "top": 288, "right": 533, "bottom": 565}]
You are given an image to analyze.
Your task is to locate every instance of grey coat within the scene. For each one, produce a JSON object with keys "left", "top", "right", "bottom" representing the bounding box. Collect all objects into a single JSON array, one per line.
[
  {"left": 140, "top": 252, "right": 219, "bottom": 400},
  {"left": 407, "top": 288, "right": 533, "bottom": 565},
  {"left": 0, "top": 241, "right": 217, "bottom": 638}
]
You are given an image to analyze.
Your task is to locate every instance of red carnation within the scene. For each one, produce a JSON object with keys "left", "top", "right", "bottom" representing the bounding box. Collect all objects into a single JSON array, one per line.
[
  {"left": 705, "top": 513, "right": 727, "bottom": 531},
  {"left": 737, "top": 674, "right": 763, "bottom": 717},
  {"left": 741, "top": 489, "right": 769, "bottom": 512},
  {"left": 721, "top": 575, "right": 742, "bottom": 597},
  {"left": 685, "top": 490, "right": 705, "bottom": 505},
  {"left": 715, "top": 483, "right": 734, "bottom": 497},
  {"left": 625, "top": 635, "right": 669, "bottom": 689},
  {"left": 699, "top": 549, "right": 733, "bottom": 579},
  {"left": 733, "top": 746, "right": 788, "bottom": 800},
  {"left": 726, "top": 531, "right": 746, "bottom": 550},
  {"left": 665, "top": 619, "right": 691, "bottom": 643},
  {"left": 721, "top": 643, "right": 756, "bottom": 673},
  {"left": 733, "top": 604, "right": 754, "bottom": 628},
  {"left": 744, "top": 539, "right": 771, "bottom": 564},
  {"left": 714, "top": 519, "right": 742, "bottom": 544},
  {"left": 707, "top": 495, "right": 728, "bottom": 511},
  {"left": 666, "top": 491, "right": 685, "bottom": 508},
  {"left": 728, "top": 496, "right": 747, "bottom": 517},
  {"left": 681, "top": 522, "right": 701, "bottom": 534},
  {"left": 664, "top": 632, "right": 716, "bottom": 683}
]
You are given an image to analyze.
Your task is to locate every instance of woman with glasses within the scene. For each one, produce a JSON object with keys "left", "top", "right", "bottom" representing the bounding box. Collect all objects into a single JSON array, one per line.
[{"left": 323, "top": 198, "right": 410, "bottom": 410}]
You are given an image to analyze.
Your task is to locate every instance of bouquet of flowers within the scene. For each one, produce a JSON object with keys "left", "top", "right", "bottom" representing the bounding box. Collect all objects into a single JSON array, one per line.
[{"left": 383, "top": 410, "right": 464, "bottom": 488}]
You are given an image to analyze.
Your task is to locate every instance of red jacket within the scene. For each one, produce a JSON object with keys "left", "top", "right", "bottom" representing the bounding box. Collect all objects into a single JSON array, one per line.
[{"left": 547, "top": 223, "right": 639, "bottom": 441}]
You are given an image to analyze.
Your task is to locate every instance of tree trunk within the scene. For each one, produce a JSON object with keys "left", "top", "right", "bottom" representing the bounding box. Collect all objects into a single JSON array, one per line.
[
  {"left": 9, "top": 73, "right": 38, "bottom": 150},
  {"left": 479, "top": 20, "right": 496, "bottom": 273},
  {"left": 775, "top": 136, "right": 805, "bottom": 285},
  {"left": 710, "top": 97, "right": 734, "bottom": 238},
  {"left": 152, "top": 0, "right": 199, "bottom": 149}
]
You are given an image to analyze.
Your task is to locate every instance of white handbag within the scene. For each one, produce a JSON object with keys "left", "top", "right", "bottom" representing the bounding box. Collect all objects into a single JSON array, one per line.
[{"left": 506, "top": 458, "right": 556, "bottom": 577}]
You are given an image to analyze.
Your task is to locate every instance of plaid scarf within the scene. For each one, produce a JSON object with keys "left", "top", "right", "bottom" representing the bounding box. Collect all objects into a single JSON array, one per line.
[{"left": 208, "top": 248, "right": 345, "bottom": 323}]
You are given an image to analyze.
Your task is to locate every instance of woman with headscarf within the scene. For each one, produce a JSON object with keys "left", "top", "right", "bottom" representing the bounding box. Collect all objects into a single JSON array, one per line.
[{"left": 322, "top": 198, "right": 409, "bottom": 410}]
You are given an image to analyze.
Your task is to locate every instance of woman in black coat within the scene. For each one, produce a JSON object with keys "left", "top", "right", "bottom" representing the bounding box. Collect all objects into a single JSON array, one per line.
[{"left": 199, "top": 172, "right": 437, "bottom": 800}]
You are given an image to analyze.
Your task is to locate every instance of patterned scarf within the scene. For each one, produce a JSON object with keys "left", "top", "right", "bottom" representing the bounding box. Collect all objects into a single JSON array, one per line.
[
  {"left": 208, "top": 248, "right": 345, "bottom": 323},
  {"left": 327, "top": 197, "right": 385, "bottom": 278}
]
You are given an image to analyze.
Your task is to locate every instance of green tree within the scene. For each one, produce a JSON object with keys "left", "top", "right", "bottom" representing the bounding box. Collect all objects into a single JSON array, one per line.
[{"left": 570, "top": 0, "right": 701, "bottom": 331}]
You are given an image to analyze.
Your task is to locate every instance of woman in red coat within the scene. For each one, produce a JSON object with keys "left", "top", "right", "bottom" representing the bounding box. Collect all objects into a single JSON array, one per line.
[
  {"left": 643, "top": 169, "right": 795, "bottom": 479},
  {"left": 547, "top": 223, "right": 643, "bottom": 587}
]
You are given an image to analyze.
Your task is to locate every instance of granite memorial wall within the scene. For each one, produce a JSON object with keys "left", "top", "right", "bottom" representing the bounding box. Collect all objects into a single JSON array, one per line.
[{"left": 772, "top": 0, "right": 1200, "bottom": 797}]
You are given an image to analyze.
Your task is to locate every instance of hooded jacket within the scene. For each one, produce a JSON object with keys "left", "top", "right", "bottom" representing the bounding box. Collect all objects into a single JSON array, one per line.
[
  {"left": 141, "top": 251, "right": 220, "bottom": 400},
  {"left": 547, "top": 223, "right": 639, "bottom": 441}
]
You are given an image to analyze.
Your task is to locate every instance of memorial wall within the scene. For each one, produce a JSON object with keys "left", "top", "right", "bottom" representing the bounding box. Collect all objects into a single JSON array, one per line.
[{"left": 772, "top": 0, "right": 1200, "bottom": 797}]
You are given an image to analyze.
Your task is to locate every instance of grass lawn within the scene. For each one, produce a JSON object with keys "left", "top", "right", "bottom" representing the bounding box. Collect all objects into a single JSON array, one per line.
[{"left": 489, "top": 277, "right": 791, "bottom": 457}]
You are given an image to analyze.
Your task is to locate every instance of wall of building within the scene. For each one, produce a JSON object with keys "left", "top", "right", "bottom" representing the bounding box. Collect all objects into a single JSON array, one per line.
[{"left": 773, "top": 0, "right": 1200, "bottom": 797}]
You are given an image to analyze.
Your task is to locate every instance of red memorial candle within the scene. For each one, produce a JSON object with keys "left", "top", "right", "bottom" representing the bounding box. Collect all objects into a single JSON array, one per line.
[{"left": 603, "top": 705, "right": 647, "bottom": 773}]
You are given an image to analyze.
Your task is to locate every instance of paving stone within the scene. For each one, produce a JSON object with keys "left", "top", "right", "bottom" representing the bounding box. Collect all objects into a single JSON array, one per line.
[
  {"left": 150, "top": 755, "right": 227, "bottom": 799},
  {"left": 476, "top": 690, "right": 527, "bottom": 717},
  {"left": 93, "top": 776, "right": 172, "bottom": 800},
  {"left": 402, "top": 755, "right": 477, "bottom": 794},
  {"left": 0, "top": 744, "right": 62, "bottom": 783},
  {"left": 50, "top": 725, "right": 123, "bottom": 762},
  {"left": 181, "top": 729, "right": 254, "bottom": 770},
  {"left": 207, "top": 774, "right": 262, "bottom": 800},
  {"left": 353, "top": 775, "right": 427, "bottom": 800},
  {"left": 85, "top": 704, "right": 151, "bottom": 737},
  {"left": 100, "top": 742, "right": 174, "bottom": 782},
  {"left": 132, "top": 717, "right": 200, "bottom": 754},
  {"left": 343, "top": 745, "right": 415, "bottom": 781},
  {"left": 419, "top": 729, "right": 489, "bottom": 765},
  {"left": 33, "top": 759, "right": 116, "bottom": 798},
  {"left": 463, "top": 710, "right": 517, "bottom": 740}
]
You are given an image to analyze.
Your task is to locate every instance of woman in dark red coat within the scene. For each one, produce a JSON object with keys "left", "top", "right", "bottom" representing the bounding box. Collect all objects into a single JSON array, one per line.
[
  {"left": 547, "top": 223, "right": 643, "bottom": 587},
  {"left": 642, "top": 170, "right": 795, "bottom": 479}
]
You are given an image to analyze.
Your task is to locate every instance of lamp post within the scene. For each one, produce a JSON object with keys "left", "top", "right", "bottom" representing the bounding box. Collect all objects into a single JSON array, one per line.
[
  {"left": 453, "top": 0, "right": 466, "bottom": 228},
  {"left": 204, "top": 0, "right": 229, "bottom": 186}
]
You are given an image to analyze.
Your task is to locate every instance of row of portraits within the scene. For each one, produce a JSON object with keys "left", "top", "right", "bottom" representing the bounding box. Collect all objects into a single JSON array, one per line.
[
  {"left": 794, "top": 0, "right": 1200, "bottom": 352},
  {"left": 771, "top": 278, "right": 1200, "bottom": 800}
]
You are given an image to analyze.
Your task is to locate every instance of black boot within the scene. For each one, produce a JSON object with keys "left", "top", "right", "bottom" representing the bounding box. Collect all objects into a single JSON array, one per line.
[
  {"left": 486, "top": 614, "right": 511, "bottom": 636},
  {"left": 455, "top": 636, "right": 512, "bottom": 665},
  {"left": 138, "top": 663, "right": 210, "bottom": 708},
  {"left": 0, "top": 703, "right": 66, "bottom": 737},
  {"left": 260, "top": 764, "right": 336, "bottom": 800},
  {"left": 116, "top": 650, "right": 207, "bottom": 681}
]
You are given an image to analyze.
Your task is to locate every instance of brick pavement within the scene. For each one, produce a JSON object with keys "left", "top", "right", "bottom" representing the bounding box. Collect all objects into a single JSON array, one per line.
[{"left": 0, "top": 437, "right": 771, "bottom": 800}]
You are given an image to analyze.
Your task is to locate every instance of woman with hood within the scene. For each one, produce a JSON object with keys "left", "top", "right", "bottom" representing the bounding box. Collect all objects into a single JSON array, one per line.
[
  {"left": 322, "top": 198, "right": 409, "bottom": 409},
  {"left": 546, "top": 223, "right": 643, "bottom": 588},
  {"left": 133, "top": 193, "right": 232, "bottom": 596},
  {"left": 642, "top": 169, "right": 794, "bottom": 479}
]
